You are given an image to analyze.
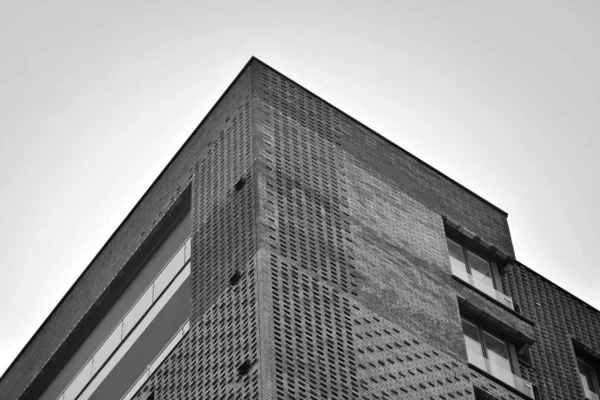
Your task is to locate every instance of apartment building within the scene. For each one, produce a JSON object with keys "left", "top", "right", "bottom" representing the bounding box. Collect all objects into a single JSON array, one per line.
[{"left": 0, "top": 57, "right": 598, "bottom": 400}]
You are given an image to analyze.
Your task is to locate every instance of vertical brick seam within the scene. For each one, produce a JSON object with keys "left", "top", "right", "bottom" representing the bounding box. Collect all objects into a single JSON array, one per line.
[{"left": 132, "top": 63, "right": 261, "bottom": 400}]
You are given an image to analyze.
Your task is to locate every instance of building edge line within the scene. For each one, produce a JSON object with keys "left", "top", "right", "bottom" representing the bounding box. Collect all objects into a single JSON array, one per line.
[
  {"left": 0, "top": 57, "right": 256, "bottom": 386},
  {"left": 249, "top": 56, "right": 509, "bottom": 217}
]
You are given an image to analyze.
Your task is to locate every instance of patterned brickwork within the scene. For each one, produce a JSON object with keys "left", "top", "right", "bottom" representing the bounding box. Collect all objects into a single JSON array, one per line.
[
  {"left": 252, "top": 61, "right": 539, "bottom": 400},
  {"left": 504, "top": 266, "right": 600, "bottom": 400},
  {"left": 343, "top": 140, "right": 534, "bottom": 399},
  {"left": 353, "top": 305, "right": 474, "bottom": 400},
  {"left": 352, "top": 301, "right": 528, "bottom": 400},
  {"left": 339, "top": 116, "right": 513, "bottom": 257},
  {"left": 255, "top": 64, "right": 359, "bottom": 400},
  {"left": 269, "top": 255, "right": 357, "bottom": 400},
  {"left": 192, "top": 99, "right": 254, "bottom": 319},
  {"left": 126, "top": 66, "right": 260, "bottom": 400},
  {"left": 131, "top": 266, "right": 259, "bottom": 400}
]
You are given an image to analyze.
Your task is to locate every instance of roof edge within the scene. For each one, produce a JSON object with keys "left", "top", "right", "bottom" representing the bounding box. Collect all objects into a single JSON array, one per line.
[
  {"left": 250, "top": 56, "right": 508, "bottom": 217},
  {"left": 443, "top": 215, "right": 599, "bottom": 315},
  {"left": 513, "top": 259, "right": 600, "bottom": 315},
  {"left": 2, "top": 55, "right": 511, "bottom": 387}
]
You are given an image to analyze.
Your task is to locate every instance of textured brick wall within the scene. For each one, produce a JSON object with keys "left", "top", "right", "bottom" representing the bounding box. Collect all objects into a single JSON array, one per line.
[
  {"left": 343, "top": 130, "right": 532, "bottom": 400},
  {"left": 254, "top": 63, "right": 359, "bottom": 400},
  {"left": 136, "top": 59, "right": 600, "bottom": 400},
  {"left": 341, "top": 118, "right": 513, "bottom": 257},
  {"left": 130, "top": 63, "right": 261, "bottom": 400},
  {"left": 504, "top": 265, "right": 600, "bottom": 400},
  {"left": 252, "top": 59, "right": 536, "bottom": 400}
]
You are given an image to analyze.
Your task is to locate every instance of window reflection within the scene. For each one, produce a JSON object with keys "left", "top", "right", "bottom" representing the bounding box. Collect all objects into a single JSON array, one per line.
[
  {"left": 461, "top": 319, "right": 484, "bottom": 358},
  {"left": 467, "top": 251, "right": 494, "bottom": 288},
  {"left": 483, "top": 331, "right": 510, "bottom": 368},
  {"left": 447, "top": 239, "right": 466, "bottom": 273}
]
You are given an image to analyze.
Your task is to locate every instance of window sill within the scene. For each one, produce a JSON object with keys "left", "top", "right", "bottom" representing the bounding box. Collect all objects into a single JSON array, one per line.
[
  {"left": 452, "top": 275, "right": 535, "bottom": 326},
  {"left": 468, "top": 363, "right": 535, "bottom": 399}
]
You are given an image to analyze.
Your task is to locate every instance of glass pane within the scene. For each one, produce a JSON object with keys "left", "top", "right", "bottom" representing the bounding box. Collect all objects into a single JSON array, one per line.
[
  {"left": 64, "top": 359, "right": 93, "bottom": 400},
  {"left": 154, "top": 248, "right": 185, "bottom": 298},
  {"left": 447, "top": 239, "right": 468, "bottom": 278},
  {"left": 184, "top": 238, "right": 191, "bottom": 263},
  {"left": 579, "top": 358, "right": 598, "bottom": 393},
  {"left": 483, "top": 330, "right": 511, "bottom": 371},
  {"left": 581, "top": 372, "right": 593, "bottom": 391},
  {"left": 92, "top": 324, "right": 123, "bottom": 375},
  {"left": 461, "top": 319, "right": 483, "bottom": 356},
  {"left": 467, "top": 251, "right": 494, "bottom": 288},
  {"left": 122, "top": 287, "right": 153, "bottom": 339}
]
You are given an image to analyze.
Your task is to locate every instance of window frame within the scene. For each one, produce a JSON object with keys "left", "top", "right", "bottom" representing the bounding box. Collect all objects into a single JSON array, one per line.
[
  {"left": 447, "top": 237, "right": 504, "bottom": 292},
  {"left": 461, "top": 316, "right": 520, "bottom": 376},
  {"left": 577, "top": 354, "right": 600, "bottom": 399}
]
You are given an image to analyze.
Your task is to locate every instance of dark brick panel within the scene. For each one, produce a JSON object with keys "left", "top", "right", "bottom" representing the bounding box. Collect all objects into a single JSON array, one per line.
[
  {"left": 504, "top": 266, "right": 600, "bottom": 400},
  {"left": 345, "top": 158, "right": 467, "bottom": 356},
  {"left": 191, "top": 99, "right": 254, "bottom": 320},
  {"left": 341, "top": 124, "right": 513, "bottom": 257}
]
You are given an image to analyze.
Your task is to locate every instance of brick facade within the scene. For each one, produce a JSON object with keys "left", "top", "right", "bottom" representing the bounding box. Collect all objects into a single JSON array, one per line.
[{"left": 1, "top": 58, "right": 598, "bottom": 400}]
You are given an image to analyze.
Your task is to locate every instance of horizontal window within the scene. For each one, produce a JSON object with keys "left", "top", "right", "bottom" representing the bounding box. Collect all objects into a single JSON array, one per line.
[
  {"left": 448, "top": 238, "right": 514, "bottom": 310},
  {"left": 86, "top": 271, "right": 190, "bottom": 400},
  {"left": 121, "top": 320, "right": 190, "bottom": 400},
  {"left": 57, "top": 236, "right": 191, "bottom": 400},
  {"left": 462, "top": 317, "right": 534, "bottom": 399}
]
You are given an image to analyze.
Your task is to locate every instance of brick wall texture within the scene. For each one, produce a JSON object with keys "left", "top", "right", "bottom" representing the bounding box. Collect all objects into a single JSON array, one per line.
[{"left": 2, "top": 58, "right": 599, "bottom": 400}]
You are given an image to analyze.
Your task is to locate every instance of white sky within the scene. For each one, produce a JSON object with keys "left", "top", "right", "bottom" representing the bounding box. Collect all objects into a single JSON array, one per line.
[{"left": 1, "top": 0, "right": 599, "bottom": 378}]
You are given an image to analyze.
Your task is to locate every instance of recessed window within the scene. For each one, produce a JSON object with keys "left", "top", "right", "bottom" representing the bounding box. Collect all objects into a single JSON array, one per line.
[
  {"left": 55, "top": 233, "right": 193, "bottom": 400},
  {"left": 461, "top": 317, "right": 534, "bottom": 398},
  {"left": 447, "top": 238, "right": 514, "bottom": 310},
  {"left": 577, "top": 357, "right": 600, "bottom": 400}
]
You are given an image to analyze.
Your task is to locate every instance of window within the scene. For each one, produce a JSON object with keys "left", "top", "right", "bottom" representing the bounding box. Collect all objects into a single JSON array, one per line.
[
  {"left": 54, "top": 235, "right": 192, "bottom": 400},
  {"left": 447, "top": 238, "right": 514, "bottom": 310},
  {"left": 577, "top": 357, "right": 600, "bottom": 400},
  {"left": 461, "top": 317, "right": 534, "bottom": 399}
]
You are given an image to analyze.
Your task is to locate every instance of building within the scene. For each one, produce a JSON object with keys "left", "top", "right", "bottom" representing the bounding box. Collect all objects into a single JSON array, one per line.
[{"left": 1, "top": 57, "right": 599, "bottom": 400}]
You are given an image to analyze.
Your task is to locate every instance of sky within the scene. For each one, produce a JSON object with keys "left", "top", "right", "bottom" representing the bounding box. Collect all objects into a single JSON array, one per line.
[{"left": 0, "top": 0, "right": 599, "bottom": 378}]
